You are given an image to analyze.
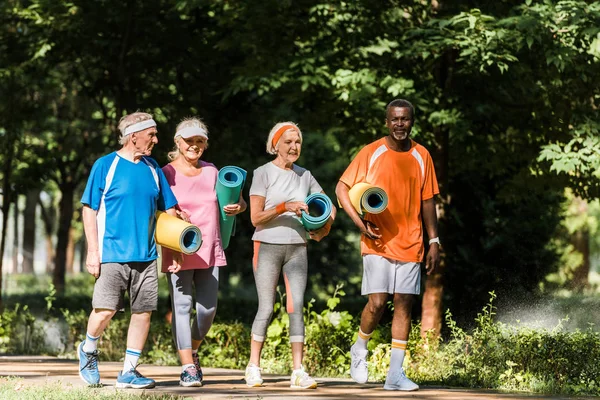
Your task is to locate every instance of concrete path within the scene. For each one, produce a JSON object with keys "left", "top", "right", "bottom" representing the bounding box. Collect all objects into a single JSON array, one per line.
[{"left": 0, "top": 356, "right": 590, "bottom": 399}]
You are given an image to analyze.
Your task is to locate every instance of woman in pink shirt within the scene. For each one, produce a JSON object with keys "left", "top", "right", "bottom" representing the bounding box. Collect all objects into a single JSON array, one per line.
[{"left": 161, "top": 117, "right": 246, "bottom": 387}]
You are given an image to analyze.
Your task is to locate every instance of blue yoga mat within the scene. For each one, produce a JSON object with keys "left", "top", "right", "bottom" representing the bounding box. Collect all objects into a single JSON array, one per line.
[
  {"left": 216, "top": 166, "right": 247, "bottom": 250},
  {"left": 301, "top": 193, "right": 333, "bottom": 231}
]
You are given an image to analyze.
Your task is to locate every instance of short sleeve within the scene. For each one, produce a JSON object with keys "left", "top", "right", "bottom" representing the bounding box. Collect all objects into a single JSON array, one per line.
[
  {"left": 339, "top": 146, "right": 370, "bottom": 187},
  {"left": 157, "top": 167, "right": 178, "bottom": 211},
  {"left": 308, "top": 171, "right": 324, "bottom": 195},
  {"left": 249, "top": 167, "right": 267, "bottom": 197},
  {"left": 161, "top": 164, "right": 176, "bottom": 186},
  {"left": 421, "top": 151, "right": 439, "bottom": 200},
  {"left": 80, "top": 159, "right": 106, "bottom": 210}
]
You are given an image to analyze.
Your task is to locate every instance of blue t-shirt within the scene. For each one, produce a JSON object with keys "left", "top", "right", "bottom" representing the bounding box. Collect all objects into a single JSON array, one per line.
[{"left": 81, "top": 152, "right": 178, "bottom": 263}]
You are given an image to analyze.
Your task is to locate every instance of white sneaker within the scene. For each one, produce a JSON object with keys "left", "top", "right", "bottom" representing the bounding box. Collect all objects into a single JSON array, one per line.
[
  {"left": 244, "top": 363, "right": 263, "bottom": 387},
  {"left": 290, "top": 366, "right": 317, "bottom": 389},
  {"left": 350, "top": 344, "right": 369, "bottom": 384},
  {"left": 383, "top": 368, "right": 419, "bottom": 391}
]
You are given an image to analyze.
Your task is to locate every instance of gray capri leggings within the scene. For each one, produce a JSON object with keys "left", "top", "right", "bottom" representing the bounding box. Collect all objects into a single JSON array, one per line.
[
  {"left": 251, "top": 242, "right": 307, "bottom": 343},
  {"left": 167, "top": 267, "right": 219, "bottom": 350}
]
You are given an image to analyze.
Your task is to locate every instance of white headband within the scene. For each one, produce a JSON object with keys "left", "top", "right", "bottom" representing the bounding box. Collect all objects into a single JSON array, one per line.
[
  {"left": 177, "top": 126, "right": 208, "bottom": 139},
  {"left": 124, "top": 119, "right": 157, "bottom": 136}
]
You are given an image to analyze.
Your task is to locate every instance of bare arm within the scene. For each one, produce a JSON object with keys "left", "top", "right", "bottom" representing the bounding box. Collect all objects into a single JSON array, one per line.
[
  {"left": 250, "top": 195, "right": 307, "bottom": 227},
  {"left": 335, "top": 181, "right": 381, "bottom": 239},
  {"left": 223, "top": 192, "right": 248, "bottom": 216},
  {"left": 422, "top": 197, "right": 440, "bottom": 275},
  {"left": 82, "top": 205, "right": 100, "bottom": 278},
  {"left": 164, "top": 206, "right": 183, "bottom": 272}
]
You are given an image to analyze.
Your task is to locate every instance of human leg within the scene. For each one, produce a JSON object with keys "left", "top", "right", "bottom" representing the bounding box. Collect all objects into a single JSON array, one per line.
[
  {"left": 79, "top": 262, "right": 128, "bottom": 385},
  {"left": 246, "top": 242, "right": 284, "bottom": 387},
  {"left": 350, "top": 255, "right": 393, "bottom": 384},
  {"left": 188, "top": 266, "right": 219, "bottom": 383},
  {"left": 167, "top": 269, "right": 202, "bottom": 386},
  {"left": 282, "top": 244, "right": 316, "bottom": 389},
  {"left": 116, "top": 261, "right": 158, "bottom": 389},
  {"left": 384, "top": 261, "right": 420, "bottom": 391}
]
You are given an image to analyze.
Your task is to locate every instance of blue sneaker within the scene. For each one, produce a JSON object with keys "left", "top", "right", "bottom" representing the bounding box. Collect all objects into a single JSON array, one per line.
[
  {"left": 116, "top": 368, "right": 156, "bottom": 389},
  {"left": 77, "top": 341, "right": 100, "bottom": 385}
]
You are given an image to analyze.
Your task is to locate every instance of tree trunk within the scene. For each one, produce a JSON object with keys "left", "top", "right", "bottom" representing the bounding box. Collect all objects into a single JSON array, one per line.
[
  {"left": 66, "top": 226, "right": 76, "bottom": 274},
  {"left": 53, "top": 184, "right": 74, "bottom": 294},
  {"left": 421, "top": 47, "right": 453, "bottom": 337},
  {"left": 421, "top": 126, "right": 449, "bottom": 337},
  {"left": 570, "top": 228, "right": 590, "bottom": 292},
  {"left": 0, "top": 141, "right": 16, "bottom": 310},
  {"left": 39, "top": 195, "right": 56, "bottom": 274},
  {"left": 22, "top": 188, "right": 40, "bottom": 274},
  {"left": 12, "top": 198, "right": 20, "bottom": 273}
]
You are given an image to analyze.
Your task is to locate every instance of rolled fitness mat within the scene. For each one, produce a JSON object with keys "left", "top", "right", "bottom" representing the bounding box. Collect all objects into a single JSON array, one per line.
[
  {"left": 301, "top": 193, "right": 333, "bottom": 231},
  {"left": 348, "top": 182, "right": 388, "bottom": 215},
  {"left": 217, "top": 166, "right": 247, "bottom": 249},
  {"left": 155, "top": 211, "right": 202, "bottom": 255}
]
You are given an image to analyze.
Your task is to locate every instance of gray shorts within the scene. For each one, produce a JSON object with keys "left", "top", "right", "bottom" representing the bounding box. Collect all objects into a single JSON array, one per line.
[
  {"left": 361, "top": 255, "right": 421, "bottom": 295},
  {"left": 92, "top": 260, "right": 158, "bottom": 313}
]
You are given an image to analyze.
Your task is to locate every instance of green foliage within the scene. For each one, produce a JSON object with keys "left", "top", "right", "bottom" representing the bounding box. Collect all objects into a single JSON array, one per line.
[
  {"left": 409, "top": 292, "right": 600, "bottom": 396},
  {"left": 0, "top": 304, "right": 45, "bottom": 354}
]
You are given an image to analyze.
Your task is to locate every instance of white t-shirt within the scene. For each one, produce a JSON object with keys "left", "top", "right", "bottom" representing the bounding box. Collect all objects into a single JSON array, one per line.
[{"left": 249, "top": 162, "right": 323, "bottom": 244}]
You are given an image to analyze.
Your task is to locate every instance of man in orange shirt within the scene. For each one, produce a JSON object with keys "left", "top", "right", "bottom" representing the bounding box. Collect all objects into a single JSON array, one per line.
[{"left": 335, "top": 99, "right": 440, "bottom": 391}]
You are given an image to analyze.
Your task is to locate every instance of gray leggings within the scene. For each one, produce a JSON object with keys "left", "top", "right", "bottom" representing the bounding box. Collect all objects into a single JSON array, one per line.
[
  {"left": 251, "top": 242, "right": 307, "bottom": 343},
  {"left": 167, "top": 267, "right": 219, "bottom": 350}
]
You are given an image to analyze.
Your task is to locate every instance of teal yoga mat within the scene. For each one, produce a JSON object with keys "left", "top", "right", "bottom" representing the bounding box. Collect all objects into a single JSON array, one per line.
[
  {"left": 217, "top": 166, "right": 247, "bottom": 250},
  {"left": 301, "top": 193, "right": 333, "bottom": 231}
]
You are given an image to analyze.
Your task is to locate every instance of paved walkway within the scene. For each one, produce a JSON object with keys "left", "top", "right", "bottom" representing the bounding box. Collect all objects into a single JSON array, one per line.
[{"left": 0, "top": 356, "right": 590, "bottom": 399}]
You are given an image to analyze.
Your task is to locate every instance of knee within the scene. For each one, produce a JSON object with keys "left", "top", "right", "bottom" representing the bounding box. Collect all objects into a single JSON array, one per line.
[
  {"left": 93, "top": 308, "right": 117, "bottom": 322},
  {"left": 131, "top": 311, "right": 152, "bottom": 323},
  {"left": 255, "top": 308, "right": 273, "bottom": 322},
  {"left": 173, "top": 296, "right": 193, "bottom": 315},
  {"left": 196, "top": 305, "right": 216, "bottom": 321},
  {"left": 366, "top": 298, "right": 387, "bottom": 315}
]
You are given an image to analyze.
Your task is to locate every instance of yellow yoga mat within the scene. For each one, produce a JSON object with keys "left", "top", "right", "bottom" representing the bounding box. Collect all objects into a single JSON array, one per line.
[
  {"left": 348, "top": 182, "right": 388, "bottom": 215},
  {"left": 155, "top": 211, "right": 202, "bottom": 255}
]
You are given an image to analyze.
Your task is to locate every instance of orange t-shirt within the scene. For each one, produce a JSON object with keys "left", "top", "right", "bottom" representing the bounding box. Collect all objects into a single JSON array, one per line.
[{"left": 339, "top": 137, "right": 439, "bottom": 262}]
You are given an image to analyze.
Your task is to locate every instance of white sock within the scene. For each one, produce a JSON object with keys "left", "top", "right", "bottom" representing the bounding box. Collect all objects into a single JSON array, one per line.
[
  {"left": 182, "top": 363, "right": 195, "bottom": 372},
  {"left": 354, "top": 328, "right": 373, "bottom": 351},
  {"left": 123, "top": 348, "right": 142, "bottom": 373},
  {"left": 389, "top": 339, "right": 407, "bottom": 373},
  {"left": 82, "top": 332, "right": 100, "bottom": 353}
]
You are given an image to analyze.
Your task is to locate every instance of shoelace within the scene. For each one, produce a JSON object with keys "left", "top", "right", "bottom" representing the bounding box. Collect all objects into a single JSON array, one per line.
[
  {"left": 293, "top": 370, "right": 312, "bottom": 385},
  {"left": 247, "top": 365, "right": 262, "bottom": 379},
  {"left": 80, "top": 351, "right": 99, "bottom": 372},
  {"left": 184, "top": 366, "right": 199, "bottom": 378},
  {"left": 352, "top": 357, "right": 367, "bottom": 369}
]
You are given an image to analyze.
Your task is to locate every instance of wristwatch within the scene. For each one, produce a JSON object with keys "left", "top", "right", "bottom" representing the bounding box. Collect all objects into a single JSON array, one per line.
[{"left": 429, "top": 237, "right": 440, "bottom": 246}]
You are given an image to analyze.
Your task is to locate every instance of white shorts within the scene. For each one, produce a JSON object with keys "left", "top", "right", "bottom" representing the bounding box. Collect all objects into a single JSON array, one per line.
[{"left": 361, "top": 255, "right": 421, "bottom": 295}]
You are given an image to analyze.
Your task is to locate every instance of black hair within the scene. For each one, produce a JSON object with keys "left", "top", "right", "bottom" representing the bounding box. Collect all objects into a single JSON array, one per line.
[{"left": 385, "top": 99, "right": 415, "bottom": 122}]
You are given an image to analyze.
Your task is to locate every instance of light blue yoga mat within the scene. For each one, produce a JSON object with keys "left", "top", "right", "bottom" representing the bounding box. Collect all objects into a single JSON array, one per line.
[
  {"left": 217, "top": 166, "right": 247, "bottom": 250},
  {"left": 301, "top": 193, "right": 333, "bottom": 231}
]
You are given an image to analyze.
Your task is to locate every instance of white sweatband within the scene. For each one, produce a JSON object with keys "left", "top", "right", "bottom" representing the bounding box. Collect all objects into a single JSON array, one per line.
[
  {"left": 124, "top": 119, "right": 157, "bottom": 136},
  {"left": 176, "top": 127, "right": 208, "bottom": 139},
  {"left": 429, "top": 237, "right": 440, "bottom": 245}
]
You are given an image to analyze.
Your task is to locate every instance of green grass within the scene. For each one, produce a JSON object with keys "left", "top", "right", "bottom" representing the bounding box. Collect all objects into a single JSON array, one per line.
[{"left": 0, "top": 377, "right": 184, "bottom": 400}]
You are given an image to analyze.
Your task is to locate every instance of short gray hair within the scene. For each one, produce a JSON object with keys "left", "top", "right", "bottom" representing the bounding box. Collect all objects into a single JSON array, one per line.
[
  {"left": 117, "top": 112, "right": 154, "bottom": 145},
  {"left": 266, "top": 122, "right": 302, "bottom": 155},
  {"left": 168, "top": 117, "right": 209, "bottom": 161}
]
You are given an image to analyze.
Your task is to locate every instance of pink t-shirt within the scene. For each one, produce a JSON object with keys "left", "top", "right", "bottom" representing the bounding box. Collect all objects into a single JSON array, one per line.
[{"left": 161, "top": 161, "right": 227, "bottom": 271}]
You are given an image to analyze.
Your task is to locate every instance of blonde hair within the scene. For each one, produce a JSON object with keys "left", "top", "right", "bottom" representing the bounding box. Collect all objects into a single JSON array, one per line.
[
  {"left": 168, "top": 117, "right": 209, "bottom": 161},
  {"left": 117, "top": 112, "right": 154, "bottom": 145},
  {"left": 266, "top": 121, "right": 302, "bottom": 155}
]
